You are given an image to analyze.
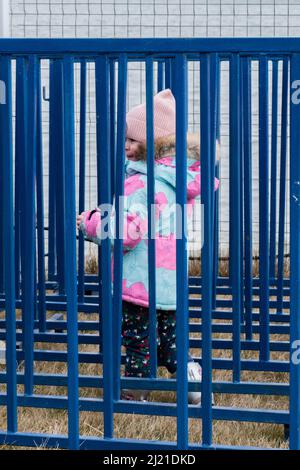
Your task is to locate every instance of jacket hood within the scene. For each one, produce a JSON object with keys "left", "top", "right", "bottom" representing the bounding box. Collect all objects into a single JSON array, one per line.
[
  {"left": 125, "top": 137, "right": 202, "bottom": 200},
  {"left": 132, "top": 133, "right": 200, "bottom": 162}
]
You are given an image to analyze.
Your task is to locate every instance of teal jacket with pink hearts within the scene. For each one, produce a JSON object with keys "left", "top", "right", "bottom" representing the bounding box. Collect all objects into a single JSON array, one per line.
[{"left": 79, "top": 136, "right": 219, "bottom": 310}]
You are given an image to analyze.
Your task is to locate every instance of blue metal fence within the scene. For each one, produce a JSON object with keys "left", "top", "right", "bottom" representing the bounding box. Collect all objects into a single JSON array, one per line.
[{"left": 0, "top": 38, "right": 299, "bottom": 450}]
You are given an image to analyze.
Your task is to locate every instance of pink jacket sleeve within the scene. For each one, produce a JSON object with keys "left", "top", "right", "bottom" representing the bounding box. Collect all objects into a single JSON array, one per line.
[{"left": 79, "top": 207, "right": 148, "bottom": 250}]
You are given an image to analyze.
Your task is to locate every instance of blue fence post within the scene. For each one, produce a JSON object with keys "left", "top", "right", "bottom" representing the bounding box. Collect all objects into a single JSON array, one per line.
[
  {"left": 48, "top": 60, "right": 57, "bottom": 281},
  {"left": 78, "top": 59, "right": 87, "bottom": 304},
  {"left": 270, "top": 60, "right": 279, "bottom": 281},
  {"left": 165, "top": 58, "right": 172, "bottom": 89},
  {"left": 110, "top": 59, "right": 116, "bottom": 202},
  {"left": 95, "top": 58, "right": 104, "bottom": 353},
  {"left": 258, "top": 57, "right": 270, "bottom": 362},
  {"left": 96, "top": 55, "right": 114, "bottom": 438},
  {"left": 174, "top": 53, "right": 189, "bottom": 450},
  {"left": 213, "top": 53, "right": 221, "bottom": 310},
  {"left": 239, "top": 56, "right": 245, "bottom": 325},
  {"left": 0, "top": 54, "right": 18, "bottom": 433},
  {"left": 36, "top": 59, "right": 46, "bottom": 332},
  {"left": 242, "top": 57, "right": 253, "bottom": 340},
  {"left": 113, "top": 54, "right": 127, "bottom": 401},
  {"left": 200, "top": 53, "right": 213, "bottom": 448},
  {"left": 210, "top": 53, "right": 219, "bottom": 311},
  {"left": 146, "top": 56, "right": 157, "bottom": 378},
  {"left": 157, "top": 61, "right": 164, "bottom": 92},
  {"left": 14, "top": 59, "right": 26, "bottom": 301},
  {"left": 22, "top": 55, "right": 38, "bottom": 395},
  {"left": 230, "top": 54, "right": 242, "bottom": 382},
  {"left": 53, "top": 60, "right": 65, "bottom": 294},
  {"left": 62, "top": 56, "right": 79, "bottom": 450},
  {"left": 277, "top": 58, "right": 288, "bottom": 313},
  {"left": 289, "top": 53, "right": 300, "bottom": 450},
  {"left": 15, "top": 58, "right": 28, "bottom": 331},
  {"left": 213, "top": 161, "right": 220, "bottom": 310},
  {"left": 0, "top": 114, "right": 3, "bottom": 296}
]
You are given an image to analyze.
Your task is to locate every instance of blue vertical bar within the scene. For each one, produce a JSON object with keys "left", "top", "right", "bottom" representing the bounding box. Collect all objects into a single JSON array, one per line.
[
  {"left": 36, "top": 60, "right": 46, "bottom": 332},
  {"left": 109, "top": 61, "right": 115, "bottom": 366},
  {"left": 289, "top": 53, "right": 300, "bottom": 450},
  {"left": 210, "top": 53, "right": 218, "bottom": 310},
  {"left": 242, "top": 57, "right": 253, "bottom": 340},
  {"left": 14, "top": 59, "right": 27, "bottom": 301},
  {"left": 200, "top": 54, "right": 213, "bottom": 447},
  {"left": 113, "top": 54, "right": 127, "bottom": 400},
  {"left": 48, "top": 60, "right": 56, "bottom": 280},
  {"left": 214, "top": 57, "right": 221, "bottom": 300},
  {"left": 213, "top": 162, "right": 220, "bottom": 309},
  {"left": 174, "top": 54, "right": 189, "bottom": 450},
  {"left": 0, "top": 55, "right": 18, "bottom": 432},
  {"left": 62, "top": 56, "right": 79, "bottom": 450},
  {"left": 0, "top": 148, "right": 3, "bottom": 294},
  {"left": 0, "top": 200, "right": 2, "bottom": 296},
  {"left": 239, "top": 60, "right": 245, "bottom": 325},
  {"left": 216, "top": 57, "right": 221, "bottom": 142},
  {"left": 258, "top": 57, "right": 270, "bottom": 362},
  {"left": 270, "top": 60, "right": 279, "bottom": 280},
  {"left": 95, "top": 60, "right": 103, "bottom": 353},
  {"left": 171, "top": 60, "right": 177, "bottom": 97},
  {"left": 23, "top": 56, "right": 38, "bottom": 395},
  {"left": 146, "top": 57, "right": 157, "bottom": 377},
  {"left": 212, "top": 54, "right": 221, "bottom": 311},
  {"left": 54, "top": 60, "right": 65, "bottom": 294},
  {"left": 110, "top": 59, "right": 116, "bottom": 202},
  {"left": 230, "top": 54, "right": 242, "bottom": 381},
  {"left": 33, "top": 235, "right": 38, "bottom": 322},
  {"left": 165, "top": 58, "right": 172, "bottom": 89},
  {"left": 78, "top": 59, "right": 87, "bottom": 304},
  {"left": 157, "top": 61, "right": 164, "bottom": 92},
  {"left": 95, "top": 55, "right": 113, "bottom": 438},
  {"left": 16, "top": 60, "right": 28, "bottom": 351},
  {"left": 0, "top": 88, "right": 3, "bottom": 294},
  {"left": 277, "top": 59, "right": 288, "bottom": 313}
]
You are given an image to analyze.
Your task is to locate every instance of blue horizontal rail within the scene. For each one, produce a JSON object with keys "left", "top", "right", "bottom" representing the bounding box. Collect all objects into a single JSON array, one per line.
[{"left": 0, "top": 37, "right": 300, "bottom": 55}]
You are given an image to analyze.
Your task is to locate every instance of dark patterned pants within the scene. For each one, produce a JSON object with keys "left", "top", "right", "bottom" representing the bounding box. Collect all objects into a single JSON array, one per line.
[{"left": 122, "top": 301, "right": 177, "bottom": 377}]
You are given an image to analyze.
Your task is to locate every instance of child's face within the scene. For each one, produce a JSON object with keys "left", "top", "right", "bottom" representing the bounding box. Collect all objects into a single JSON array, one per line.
[{"left": 125, "top": 138, "right": 141, "bottom": 161}]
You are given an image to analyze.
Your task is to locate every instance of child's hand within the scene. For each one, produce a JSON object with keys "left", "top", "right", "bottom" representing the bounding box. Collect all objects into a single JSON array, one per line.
[
  {"left": 76, "top": 212, "right": 86, "bottom": 231},
  {"left": 76, "top": 209, "right": 101, "bottom": 241}
]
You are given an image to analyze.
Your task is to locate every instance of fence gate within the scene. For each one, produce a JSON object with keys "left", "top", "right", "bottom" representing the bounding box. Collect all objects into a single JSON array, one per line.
[{"left": 0, "top": 38, "right": 300, "bottom": 450}]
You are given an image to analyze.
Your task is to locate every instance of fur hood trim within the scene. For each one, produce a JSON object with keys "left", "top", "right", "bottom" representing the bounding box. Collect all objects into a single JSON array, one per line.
[{"left": 136, "top": 133, "right": 201, "bottom": 161}]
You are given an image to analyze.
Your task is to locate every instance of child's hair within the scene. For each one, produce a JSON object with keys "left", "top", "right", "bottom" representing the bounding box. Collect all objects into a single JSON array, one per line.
[
  {"left": 126, "top": 136, "right": 176, "bottom": 162},
  {"left": 127, "top": 133, "right": 215, "bottom": 163}
]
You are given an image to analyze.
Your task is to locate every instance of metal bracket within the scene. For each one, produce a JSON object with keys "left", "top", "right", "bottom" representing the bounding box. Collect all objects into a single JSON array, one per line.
[{"left": 42, "top": 86, "right": 50, "bottom": 102}]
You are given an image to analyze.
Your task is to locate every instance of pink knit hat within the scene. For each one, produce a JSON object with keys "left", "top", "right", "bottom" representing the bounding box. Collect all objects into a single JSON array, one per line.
[{"left": 126, "top": 89, "right": 176, "bottom": 143}]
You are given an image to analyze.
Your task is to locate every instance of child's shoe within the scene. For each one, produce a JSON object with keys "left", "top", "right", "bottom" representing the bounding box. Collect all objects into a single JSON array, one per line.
[
  {"left": 120, "top": 389, "right": 150, "bottom": 402},
  {"left": 186, "top": 361, "right": 215, "bottom": 406},
  {"left": 187, "top": 361, "right": 202, "bottom": 405}
]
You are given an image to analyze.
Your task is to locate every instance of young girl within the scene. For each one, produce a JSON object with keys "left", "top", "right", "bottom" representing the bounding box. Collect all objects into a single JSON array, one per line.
[{"left": 76, "top": 89, "right": 219, "bottom": 403}]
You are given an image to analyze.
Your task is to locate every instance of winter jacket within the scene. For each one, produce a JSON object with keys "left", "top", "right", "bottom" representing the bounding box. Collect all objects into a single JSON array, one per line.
[{"left": 79, "top": 135, "right": 219, "bottom": 310}]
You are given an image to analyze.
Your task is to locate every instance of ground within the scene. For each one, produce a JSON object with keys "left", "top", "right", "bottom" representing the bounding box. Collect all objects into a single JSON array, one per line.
[{"left": 0, "top": 257, "right": 290, "bottom": 449}]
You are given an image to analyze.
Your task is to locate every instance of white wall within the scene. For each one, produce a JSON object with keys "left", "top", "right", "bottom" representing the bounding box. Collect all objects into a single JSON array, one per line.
[
  {"left": 9, "top": 0, "right": 300, "bottom": 39},
  {"left": 0, "top": 0, "right": 10, "bottom": 37}
]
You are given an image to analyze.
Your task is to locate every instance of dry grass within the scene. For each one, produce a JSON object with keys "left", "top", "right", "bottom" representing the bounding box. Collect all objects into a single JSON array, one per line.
[
  {"left": 0, "top": 254, "right": 291, "bottom": 450},
  {"left": 0, "top": 362, "right": 289, "bottom": 450},
  {"left": 189, "top": 250, "right": 290, "bottom": 278},
  {"left": 0, "top": 326, "right": 289, "bottom": 450}
]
